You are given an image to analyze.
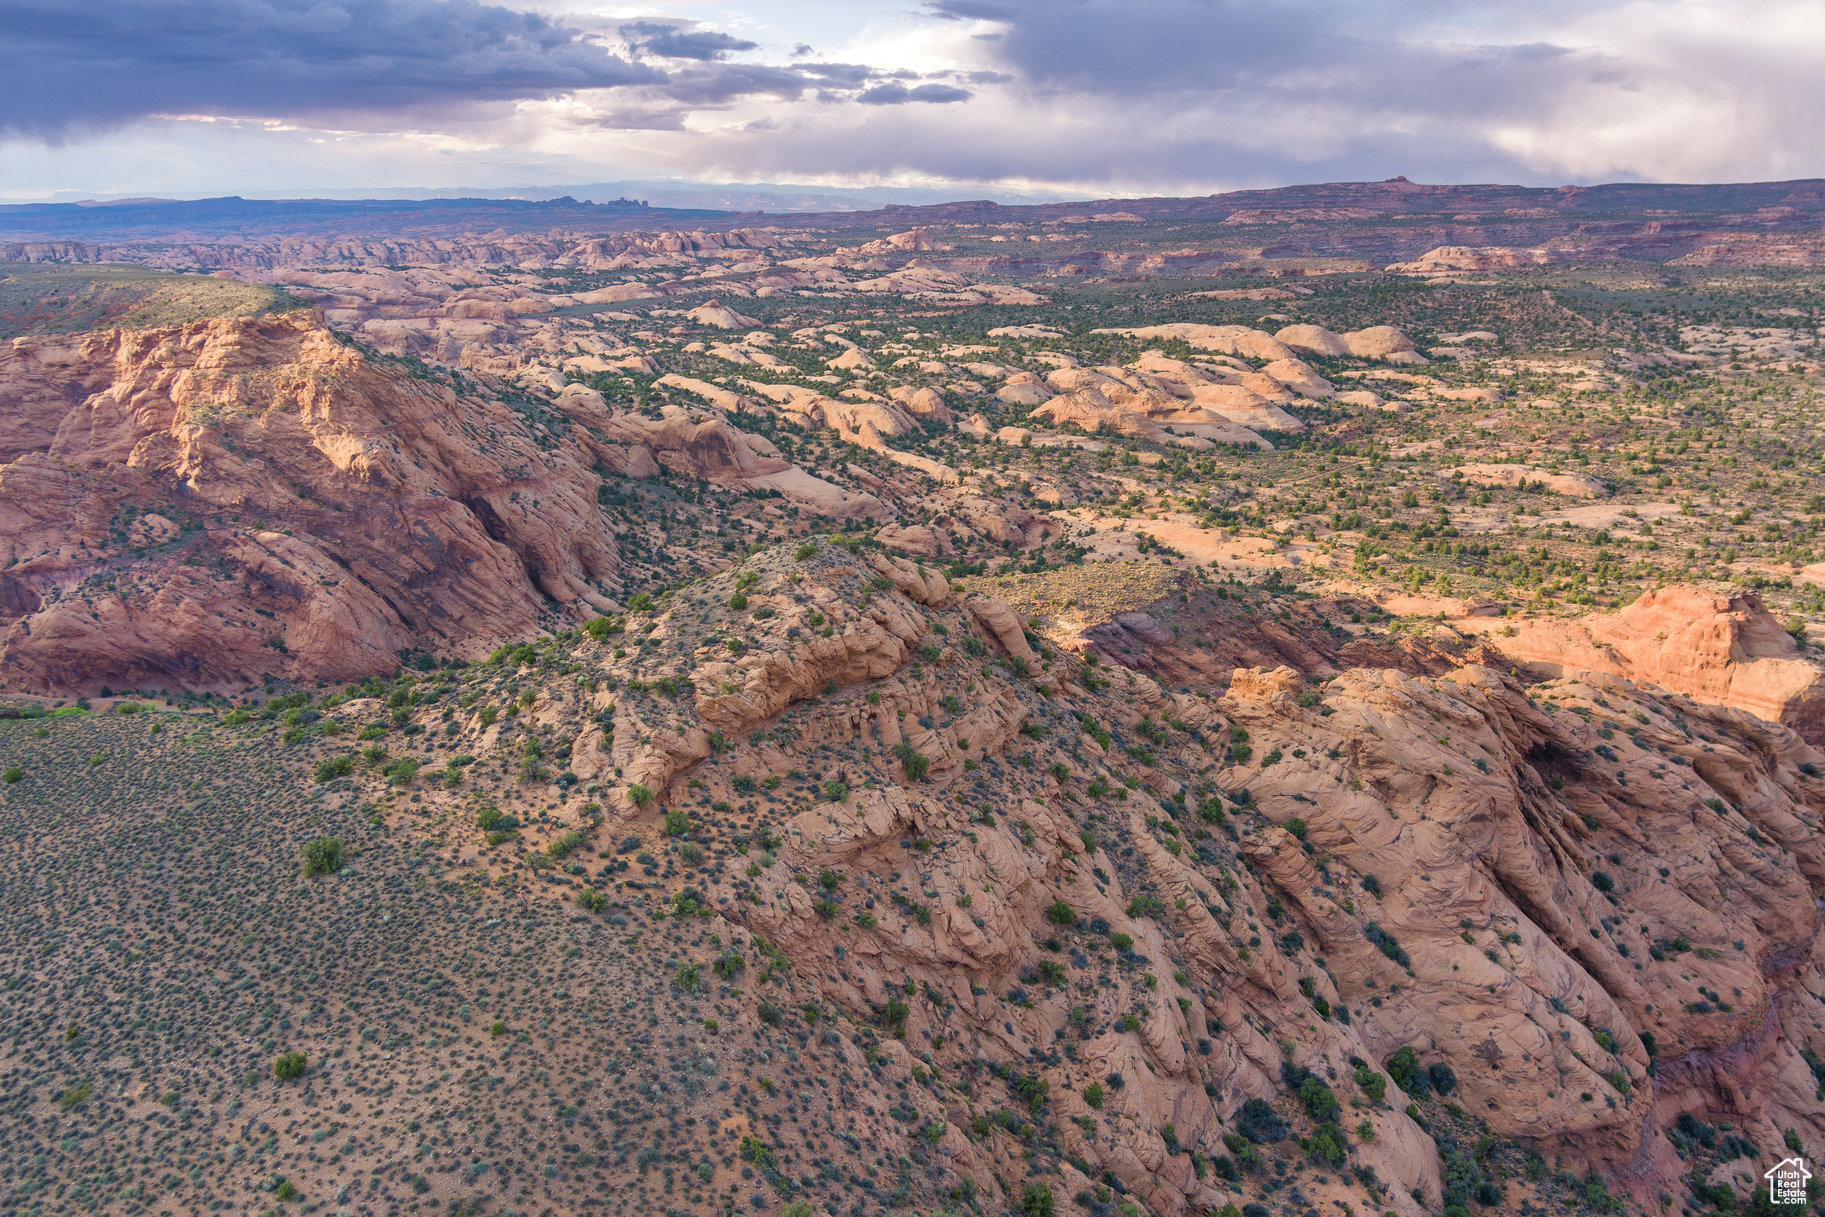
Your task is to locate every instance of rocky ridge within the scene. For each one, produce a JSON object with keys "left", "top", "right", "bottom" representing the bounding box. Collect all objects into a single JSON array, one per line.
[
  {"left": 295, "top": 539, "right": 1825, "bottom": 1217},
  {"left": 0, "top": 309, "right": 865, "bottom": 692}
]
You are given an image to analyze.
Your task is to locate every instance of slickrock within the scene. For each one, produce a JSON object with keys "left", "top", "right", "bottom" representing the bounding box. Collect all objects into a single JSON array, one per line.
[
  {"left": 1482, "top": 586, "right": 1825, "bottom": 741},
  {"left": 1453, "top": 462, "right": 1608, "bottom": 498}
]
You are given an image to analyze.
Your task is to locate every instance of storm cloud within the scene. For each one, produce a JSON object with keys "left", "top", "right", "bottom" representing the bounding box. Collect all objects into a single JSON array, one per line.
[
  {"left": 0, "top": 0, "right": 662, "bottom": 137},
  {"left": 1, "top": 0, "right": 1821, "bottom": 198}
]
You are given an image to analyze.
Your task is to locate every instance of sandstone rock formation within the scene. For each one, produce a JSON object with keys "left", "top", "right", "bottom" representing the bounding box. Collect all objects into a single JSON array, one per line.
[
  {"left": 1386, "top": 245, "right": 1554, "bottom": 274},
  {"left": 1277, "top": 322, "right": 1427, "bottom": 364},
  {"left": 1452, "top": 462, "right": 1608, "bottom": 498},
  {"left": 0, "top": 310, "right": 865, "bottom": 693},
  {"left": 1483, "top": 586, "right": 1825, "bottom": 741},
  {"left": 422, "top": 540, "right": 1825, "bottom": 1217}
]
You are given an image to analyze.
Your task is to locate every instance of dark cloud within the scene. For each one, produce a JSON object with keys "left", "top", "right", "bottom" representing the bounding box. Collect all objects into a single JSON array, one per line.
[
  {"left": 913, "top": 0, "right": 1638, "bottom": 143},
  {"left": 857, "top": 83, "right": 974, "bottom": 105},
  {"left": 620, "top": 20, "right": 758, "bottom": 61},
  {"left": 794, "top": 63, "right": 877, "bottom": 88},
  {"left": 0, "top": 0, "right": 661, "bottom": 138},
  {"left": 656, "top": 64, "right": 812, "bottom": 105}
]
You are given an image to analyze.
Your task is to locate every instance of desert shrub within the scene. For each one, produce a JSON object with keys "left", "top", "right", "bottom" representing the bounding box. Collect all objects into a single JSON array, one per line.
[
  {"left": 1385, "top": 1046, "right": 1428, "bottom": 1097},
  {"left": 1126, "top": 894, "right": 1165, "bottom": 919},
  {"left": 1303, "top": 1122, "right": 1347, "bottom": 1168},
  {"left": 893, "top": 742, "right": 931, "bottom": 781},
  {"left": 301, "top": 837, "right": 344, "bottom": 876},
  {"left": 879, "top": 996, "right": 909, "bottom": 1032},
  {"left": 547, "top": 830, "right": 586, "bottom": 859},
  {"left": 627, "top": 783, "right": 655, "bottom": 807},
  {"left": 1019, "top": 1183, "right": 1055, "bottom": 1216},
  {"left": 313, "top": 755, "right": 353, "bottom": 782},
  {"left": 1363, "top": 921, "right": 1410, "bottom": 967},
  {"left": 1354, "top": 1063, "right": 1387, "bottom": 1103},
  {"left": 476, "top": 806, "right": 516, "bottom": 832},
  {"left": 664, "top": 808, "right": 689, "bottom": 835},
  {"left": 1236, "top": 1098, "right": 1287, "bottom": 1143},
  {"left": 1047, "top": 899, "right": 1077, "bottom": 926},
  {"left": 273, "top": 1051, "right": 308, "bottom": 1080},
  {"left": 577, "top": 889, "right": 607, "bottom": 912},
  {"left": 1, "top": 765, "right": 21, "bottom": 783},
  {"left": 1297, "top": 1075, "right": 1340, "bottom": 1123},
  {"left": 1428, "top": 1061, "right": 1457, "bottom": 1095}
]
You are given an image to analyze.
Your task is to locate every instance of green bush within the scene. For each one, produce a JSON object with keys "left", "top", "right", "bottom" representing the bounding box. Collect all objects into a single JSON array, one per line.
[
  {"left": 627, "top": 783, "right": 655, "bottom": 807},
  {"left": 577, "top": 889, "right": 607, "bottom": 913},
  {"left": 273, "top": 1051, "right": 308, "bottom": 1080},
  {"left": 728, "top": 592, "right": 748, "bottom": 610},
  {"left": 1082, "top": 1082, "right": 1104, "bottom": 1109},
  {"left": 664, "top": 808, "right": 689, "bottom": 835},
  {"left": 313, "top": 755, "right": 353, "bottom": 782},
  {"left": 880, "top": 996, "right": 909, "bottom": 1031},
  {"left": 1047, "top": 899, "right": 1077, "bottom": 927},
  {"left": 1, "top": 765, "right": 21, "bottom": 784},
  {"left": 1019, "top": 1182, "right": 1055, "bottom": 1217},
  {"left": 1354, "top": 1064, "right": 1387, "bottom": 1103},
  {"left": 1385, "top": 1046, "right": 1427, "bottom": 1096},
  {"left": 301, "top": 837, "right": 344, "bottom": 876},
  {"left": 1303, "top": 1121, "right": 1347, "bottom": 1168},
  {"left": 547, "top": 830, "right": 586, "bottom": 859},
  {"left": 893, "top": 742, "right": 930, "bottom": 781},
  {"left": 1298, "top": 1075, "right": 1340, "bottom": 1123}
]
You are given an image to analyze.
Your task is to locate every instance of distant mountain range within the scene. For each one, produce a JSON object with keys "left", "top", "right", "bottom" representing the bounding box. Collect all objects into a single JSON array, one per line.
[
  {"left": 4, "top": 180, "right": 1079, "bottom": 216},
  {"left": 2, "top": 177, "right": 1823, "bottom": 246}
]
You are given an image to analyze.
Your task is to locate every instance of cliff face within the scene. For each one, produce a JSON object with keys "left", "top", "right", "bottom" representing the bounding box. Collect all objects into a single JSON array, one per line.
[
  {"left": 401, "top": 544, "right": 1825, "bottom": 1216},
  {"left": 0, "top": 310, "right": 860, "bottom": 693}
]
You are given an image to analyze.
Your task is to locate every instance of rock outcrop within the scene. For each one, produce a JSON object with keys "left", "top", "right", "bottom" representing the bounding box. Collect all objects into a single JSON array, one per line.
[
  {"left": 1484, "top": 586, "right": 1825, "bottom": 741},
  {"left": 1452, "top": 462, "right": 1608, "bottom": 498},
  {"left": 464, "top": 540, "right": 1825, "bottom": 1217},
  {"left": 0, "top": 310, "right": 865, "bottom": 693}
]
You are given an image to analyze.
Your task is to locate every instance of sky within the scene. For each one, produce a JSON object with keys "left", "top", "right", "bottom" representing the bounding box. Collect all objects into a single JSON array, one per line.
[{"left": 1, "top": 0, "right": 1822, "bottom": 202}]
